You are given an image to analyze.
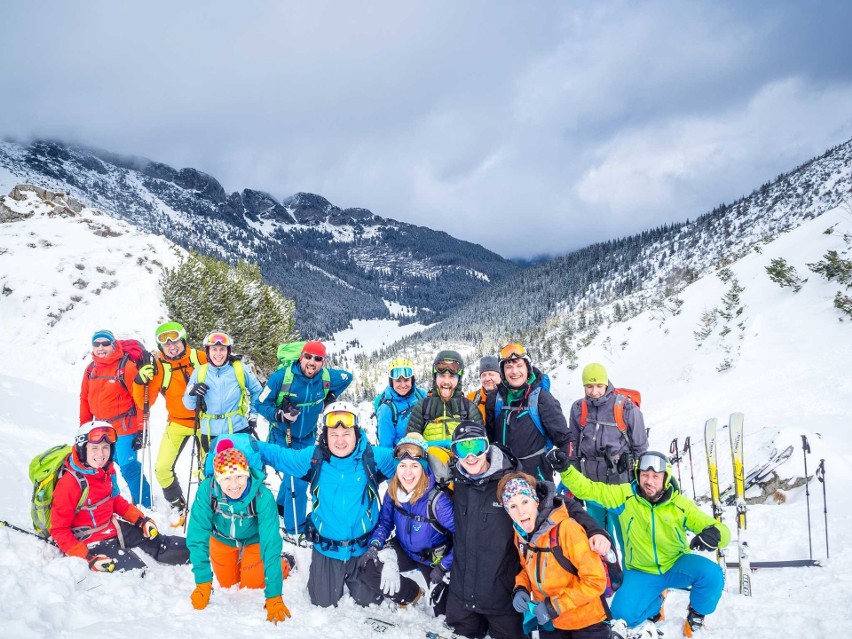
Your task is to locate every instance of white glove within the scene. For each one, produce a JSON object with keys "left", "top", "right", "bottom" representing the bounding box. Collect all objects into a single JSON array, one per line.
[{"left": 378, "top": 547, "right": 400, "bottom": 596}]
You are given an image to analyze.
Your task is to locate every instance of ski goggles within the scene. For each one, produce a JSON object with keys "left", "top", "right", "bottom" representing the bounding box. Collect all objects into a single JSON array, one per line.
[
  {"left": 433, "top": 359, "right": 462, "bottom": 376},
  {"left": 323, "top": 411, "right": 357, "bottom": 429},
  {"left": 92, "top": 340, "right": 114, "bottom": 347},
  {"left": 636, "top": 452, "right": 668, "bottom": 474},
  {"left": 301, "top": 353, "right": 325, "bottom": 362},
  {"left": 390, "top": 366, "right": 414, "bottom": 380},
  {"left": 156, "top": 329, "right": 183, "bottom": 344},
  {"left": 76, "top": 425, "right": 117, "bottom": 446},
  {"left": 451, "top": 437, "right": 489, "bottom": 459},
  {"left": 204, "top": 332, "right": 232, "bottom": 347},
  {"left": 499, "top": 343, "right": 528, "bottom": 363},
  {"left": 393, "top": 447, "right": 427, "bottom": 462}
]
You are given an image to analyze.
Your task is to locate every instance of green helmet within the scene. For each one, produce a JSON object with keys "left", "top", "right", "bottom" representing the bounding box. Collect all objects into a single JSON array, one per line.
[{"left": 155, "top": 321, "right": 187, "bottom": 348}]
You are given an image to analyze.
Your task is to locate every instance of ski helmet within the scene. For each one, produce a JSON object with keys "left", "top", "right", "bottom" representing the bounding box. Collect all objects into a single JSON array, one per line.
[
  {"left": 388, "top": 357, "right": 416, "bottom": 387},
  {"left": 432, "top": 350, "right": 464, "bottom": 378},
  {"left": 498, "top": 342, "right": 532, "bottom": 377},
  {"left": 74, "top": 420, "right": 117, "bottom": 467},
  {"left": 155, "top": 321, "right": 187, "bottom": 350},
  {"left": 319, "top": 400, "right": 361, "bottom": 447},
  {"left": 633, "top": 451, "right": 673, "bottom": 489},
  {"left": 203, "top": 330, "right": 233, "bottom": 363}
]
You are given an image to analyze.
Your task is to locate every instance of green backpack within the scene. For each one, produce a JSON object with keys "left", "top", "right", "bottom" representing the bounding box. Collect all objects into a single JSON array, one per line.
[
  {"left": 275, "top": 341, "right": 330, "bottom": 408},
  {"left": 29, "top": 445, "right": 88, "bottom": 539}
]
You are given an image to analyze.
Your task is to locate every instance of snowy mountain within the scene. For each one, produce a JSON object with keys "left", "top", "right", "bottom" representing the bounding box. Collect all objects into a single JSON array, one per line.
[
  {"left": 0, "top": 139, "right": 521, "bottom": 336},
  {"left": 1, "top": 164, "right": 851, "bottom": 638}
]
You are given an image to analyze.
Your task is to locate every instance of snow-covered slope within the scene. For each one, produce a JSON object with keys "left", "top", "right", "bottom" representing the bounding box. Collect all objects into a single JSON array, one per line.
[{"left": 1, "top": 190, "right": 851, "bottom": 638}]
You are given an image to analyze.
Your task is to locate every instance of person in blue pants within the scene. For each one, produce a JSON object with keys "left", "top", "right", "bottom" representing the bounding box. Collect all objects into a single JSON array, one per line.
[{"left": 253, "top": 340, "right": 352, "bottom": 538}]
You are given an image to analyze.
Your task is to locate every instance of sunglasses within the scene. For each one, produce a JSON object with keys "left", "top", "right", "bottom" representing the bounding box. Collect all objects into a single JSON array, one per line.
[
  {"left": 390, "top": 366, "right": 414, "bottom": 380},
  {"left": 499, "top": 343, "right": 527, "bottom": 362},
  {"left": 433, "top": 360, "right": 462, "bottom": 376},
  {"left": 451, "top": 437, "right": 489, "bottom": 459},
  {"left": 636, "top": 453, "right": 668, "bottom": 474},
  {"left": 76, "top": 425, "right": 117, "bottom": 446},
  {"left": 302, "top": 353, "right": 325, "bottom": 362},
  {"left": 323, "top": 410, "right": 356, "bottom": 429},
  {"left": 205, "top": 332, "right": 232, "bottom": 346},
  {"left": 156, "top": 330, "right": 183, "bottom": 344},
  {"left": 92, "top": 340, "right": 113, "bottom": 347}
]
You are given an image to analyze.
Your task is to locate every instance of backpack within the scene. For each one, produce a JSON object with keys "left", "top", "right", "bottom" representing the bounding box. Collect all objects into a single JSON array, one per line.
[
  {"left": 517, "top": 519, "right": 622, "bottom": 617},
  {"left": 420, "top": 395, "right": 473, "bottom": 443},
  {"left": 494, "top": 385, "right": 553, "bottom": 451},
  {"left": 85, "top": 338, "right": 151, "bottom": 394},
  {"left": 159, "top": 347, "right": 202, "bottom": 393},
  {"left": 197, "top": 358, "right": 250, "bottom": 418},
  {"left": 275, "top": 341, "right": 331, "bottom": 408},
  {"left": 29, "top": 445, "right": 88, "bottom": 539},
  {"left": 578, "top": 388, "right": 641, "bottom": 454},
  {"left": 373, "top": 387, "right": 427, "bottom": 426}
]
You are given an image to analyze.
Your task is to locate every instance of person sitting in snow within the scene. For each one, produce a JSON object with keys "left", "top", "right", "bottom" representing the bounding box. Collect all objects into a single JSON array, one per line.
[
  {"left": 363, "top": 434, "right": 453, "bottom": 616},
  {"left": 49, "top": 420, "right": 189, "bottom": 573},
  {"left": 186, "top": 436, "right": 292, "bottom": 625},
  {"left": 256, "top": 401, "right": 423, "bottom": 609},
  {"left": 549, "top": 449, "right": 730, "bottom": 638}
]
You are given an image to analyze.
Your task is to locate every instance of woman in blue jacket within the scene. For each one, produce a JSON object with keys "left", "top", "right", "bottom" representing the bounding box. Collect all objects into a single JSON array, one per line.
[
  {"left": 376, "top": 357, "right": 428, "bottom": 447},
  {"left": 256, "top": 401, "right": 422, "bottom": 609},
  {"left": 365, "top": 434, "right": 454, "bottom": 615}
]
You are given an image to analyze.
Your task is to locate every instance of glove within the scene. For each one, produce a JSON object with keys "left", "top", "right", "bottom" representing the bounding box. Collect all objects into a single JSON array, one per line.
[
  {"left": 429, "top": 565, "right": 446, "bottom": 585},
  {"left": 274, "top": 406, "right": 301, "bottom": 423},
  {"left": 323, "top": 391, "right": 337, "bottom": 407},
  {"left": 429, "top": 566, "right": 450, "bottom": 607},
  {"left": 357, "top": 543, "right": 380, "bottom": 570},
  {"left": 616, "top": 452, "right": 633, "bottom": 474},
  {"left": 512, "top": 588, "right": 532, "bottom": 614},
  {"left": 265, "top": 595, "right": 291, "bottom": 624},
  {"left": 690, "top": 526, "right": 722, "bottom": 551},
  {"left": 188, "top": 382, "right": 209, "bottom": 397},
  {"left": 247, "top": 417, "right": 258, "bottom": 437},
  {"left": 546, "top": 449, "right": 579, "bottom": 473},
  {"left": 131, "top": 431, "right": 145, "bottom": 451},
  {"left": 134, "top": 363, "right": 155, "bottom": 384},
  {"left": 378, "top": 547, "right": 400, "bottom": 596},
  {"left": 191, "top": 582, "right": 212, "bottom": 610},
  {"left": 533, "top": 600, "right": 554, "bottom": 625},
  {"left": 135, "top": 515, "right": 159, "bottom": 539},
  {"left": 87, "top": 554, "right": 116, "bottom": 572}
]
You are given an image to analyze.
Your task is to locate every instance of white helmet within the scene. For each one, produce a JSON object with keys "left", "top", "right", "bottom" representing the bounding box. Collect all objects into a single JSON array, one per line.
[
  {"left": 74, "top": 420, "right": 117, "bottom": 466},
  {"left": 321, "top": 401, "right": 360, "bottom": 429}
]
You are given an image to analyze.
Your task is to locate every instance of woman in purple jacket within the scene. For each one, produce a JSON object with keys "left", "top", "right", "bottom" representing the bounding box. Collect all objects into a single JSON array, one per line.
[{"left": 359, "top": 434, "right": 455, "bottom": 616}]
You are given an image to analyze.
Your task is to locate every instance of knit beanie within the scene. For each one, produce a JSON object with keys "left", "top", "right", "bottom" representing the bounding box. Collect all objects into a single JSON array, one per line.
[
  {"left": 213, "top": 440, "right": 250, "bottom": 480},
  {"left": 91, "top": 329, "right": 116, "bottom": 344},
  {"left": 582, "top": 362, "right": 608, "bottom": 386},
  {"left": 478, "top": 355, "right": 500, "bottom": 375}
]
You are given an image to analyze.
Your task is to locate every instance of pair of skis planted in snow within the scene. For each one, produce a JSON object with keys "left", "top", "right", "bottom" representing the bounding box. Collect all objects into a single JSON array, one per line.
[{"left": 704, "top": 413, "right": 751, "bottom": 596}]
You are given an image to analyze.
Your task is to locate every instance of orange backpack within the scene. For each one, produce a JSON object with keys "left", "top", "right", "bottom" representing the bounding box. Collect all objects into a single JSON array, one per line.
[{"left": 578, "top": 388, "right": 641, "bottom": 433}]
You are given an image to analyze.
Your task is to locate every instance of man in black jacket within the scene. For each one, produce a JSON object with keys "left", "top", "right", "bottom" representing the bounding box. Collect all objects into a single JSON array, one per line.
[{"left": 446, "top": 422, "right": 611, "bottom": 639}]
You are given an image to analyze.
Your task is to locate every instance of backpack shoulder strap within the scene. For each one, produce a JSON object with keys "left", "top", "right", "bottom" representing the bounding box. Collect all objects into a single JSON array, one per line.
[
  {"left": 115, "top": 353, "right": 131, "bottom": 393},
  {"left": 425, "top": 486, "right": 450, "bottom": 535},
  {"left": 612, "top": 393, "right": 628, "bottom": 432},
  {"left": 189, "top": 348, "right": 201, "bottom": 368},
  {"left": 197, "top": 363, "right": 209, "bottom": 384},
  {"left": 382, "top": 397, "right": 401, "bottom": 426},
  {"left": 527, "top": 387, "right": 546, "bottom": 439},
  {"left": 232, "top": 359, "right": 249, "bottom": 416},
  {"left": 579, "top": 398, "right": 589, "bottom": 427}
]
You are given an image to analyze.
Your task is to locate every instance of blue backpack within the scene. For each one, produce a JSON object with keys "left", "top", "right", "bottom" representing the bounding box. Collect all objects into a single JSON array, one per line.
[{"left": 494, "top": 374, "right": 553, "bottom": 449}]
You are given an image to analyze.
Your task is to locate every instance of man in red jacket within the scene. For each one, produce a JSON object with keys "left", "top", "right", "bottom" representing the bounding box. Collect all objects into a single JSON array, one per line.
[
  {"left": 50, "top": 420, "right": 189, "bottom": 573},
  {"left": 79, "top": 329, "right": 151, "bottom": 506}
]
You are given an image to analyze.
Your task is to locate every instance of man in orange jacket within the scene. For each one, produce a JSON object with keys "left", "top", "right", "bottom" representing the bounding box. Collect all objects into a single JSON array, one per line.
[
  {"left": 80, "top": 329, "right": 150, "bottom": 506},
  {"left": 133, "top": 321, "right": 207, "bottom": 520}
]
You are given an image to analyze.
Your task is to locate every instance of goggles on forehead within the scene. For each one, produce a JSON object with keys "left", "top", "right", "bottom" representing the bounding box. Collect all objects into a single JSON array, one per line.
[
  {"left": 451, "top": 437, "right": 489, "bottom": 459},
  {"left": 390, "top": 366, "right": 414, "bottom": 380},
  {"left": 323, "top": 410, "right": 357, "bottom": 429},
  {"left": 393, "top": 447, "right": 427, "bottom": 462},
  {"left": 204, "top": 332, "right": 232, "bottom": 347},
  {"left": 499, "top": 343, "right": 528, "bottom": 362},
  {"left": 636, "top": 453, "right": 668, "bottom": 474},
  {"left": 156, "top": 329, "right": 183, "bottom": 344},
  {"left": 434, "top": 360, "right": 462, "bottom": 376},
  {"left": 76, "top": 425, "right": 117, "bottom": 446}
]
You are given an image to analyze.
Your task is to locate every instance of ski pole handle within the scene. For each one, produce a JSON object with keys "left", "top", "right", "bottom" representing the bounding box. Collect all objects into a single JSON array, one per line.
[{"left": 801, "top": 435, "right": 810, "bottom": 454}]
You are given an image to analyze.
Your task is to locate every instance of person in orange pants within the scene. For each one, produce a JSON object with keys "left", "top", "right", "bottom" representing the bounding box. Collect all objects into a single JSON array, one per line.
[{"left": 187, "top": 437, "right": 293, "bottom": 623}]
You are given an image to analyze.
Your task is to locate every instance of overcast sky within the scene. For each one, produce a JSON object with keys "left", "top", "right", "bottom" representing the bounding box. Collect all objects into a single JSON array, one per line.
[{"left": 2, "top": 1, "right": 851, "bottom": 259}]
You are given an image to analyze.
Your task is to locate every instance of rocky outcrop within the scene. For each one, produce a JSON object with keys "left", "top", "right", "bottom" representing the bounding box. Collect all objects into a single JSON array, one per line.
[{"left": 0, "top": 184, "right": 84, "bottom": 223}]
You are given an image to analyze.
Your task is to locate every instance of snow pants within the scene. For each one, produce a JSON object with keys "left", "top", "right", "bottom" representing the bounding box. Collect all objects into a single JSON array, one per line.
[
  {"left": 155, "top": 421, "right": 207, "bottom": 508},
  {"left": 539, "top": 623, "right": 612, "bottom": 639},
  {"left": 208, "top": 536, "right": 290, "bottom": 590},
  {"left": 445, "top": 589, "right": 524, "bottom": 639},
  {"left": 307, "top": 548, "right": 420, "bottom": 608},
  {"left": 270, "top": 427, "right": 311, "bottom": 534},
  {"left": 115, "top": 433, "right": 151, "bottom": 507},
  {"left": 88, "top": 520, "right": 189, "bottom": 572},
  {"left": 610, "top": 554, "right": 724, "bottom": 626}
]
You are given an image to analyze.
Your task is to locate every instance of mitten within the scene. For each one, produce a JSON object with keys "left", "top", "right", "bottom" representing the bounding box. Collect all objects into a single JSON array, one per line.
[{"left": 191, "top": 582, "right": 212, "bottom": 610}]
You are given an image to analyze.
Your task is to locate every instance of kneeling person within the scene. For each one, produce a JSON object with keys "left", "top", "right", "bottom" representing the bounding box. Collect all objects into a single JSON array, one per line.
[{"left": 49, "top": 421, "right": 189, "bottom": 573}]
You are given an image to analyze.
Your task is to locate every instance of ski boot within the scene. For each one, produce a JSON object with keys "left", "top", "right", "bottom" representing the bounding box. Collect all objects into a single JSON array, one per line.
[
  {"left": 649, "top": 589, "right": 669, "bottom": 622},
  {"left": 611, "top": 619, "right": 661, "bottom": 639},
  {"left": 683, "top": 605, "right": 705, "bottom": 637}
]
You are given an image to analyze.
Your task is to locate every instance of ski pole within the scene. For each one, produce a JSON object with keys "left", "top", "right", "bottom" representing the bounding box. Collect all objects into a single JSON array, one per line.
[
  {"left": 683, "top": 436, "right": 696, "bottom": 499},
  {"left": 801, "top": 435, "right": 813, "bottom": 561},
  {"left": 284, "top": 425, "right": 303, "bottom": 545},
  {"left": 0, "top": 520, "right": 58, "bottom": 546},
  {"left": 816, "top": 459, "right": 828, "bottom": 558},
  {"left": 139, "top": 377, "right": 151, "bottom": 509},
  {"left": 184, "top": 402, "right": 202, "bottom": 533},
  {"left": 669, "top": 438, "right": 682, "bottom": 486}
]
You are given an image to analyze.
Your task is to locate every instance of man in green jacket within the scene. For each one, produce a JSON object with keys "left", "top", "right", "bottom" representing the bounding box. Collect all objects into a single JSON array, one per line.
[{"left": 549, "top": 450, "right": 729, "bottom": 639}]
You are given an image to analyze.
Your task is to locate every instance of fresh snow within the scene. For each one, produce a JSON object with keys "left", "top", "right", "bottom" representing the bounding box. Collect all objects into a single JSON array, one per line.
[{"left": 1, "top": 193, "right": 851, "bottom": 638}]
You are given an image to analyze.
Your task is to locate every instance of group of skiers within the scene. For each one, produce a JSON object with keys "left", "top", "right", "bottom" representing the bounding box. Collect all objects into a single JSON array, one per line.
[{"left": 45, "top": 325, "right": 731, "bottom": 638}]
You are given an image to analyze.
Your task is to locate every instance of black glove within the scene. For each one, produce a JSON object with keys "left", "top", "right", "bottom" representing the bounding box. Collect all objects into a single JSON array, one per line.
[
  {"left": 357, "top": 543, "right": 380, "bottom": 570},
  {"left": 616, "top": 452, "right": 633, "bottom": 474},
  {"left": 547, "top": 449, "right": 579, "bottom": 473},
  {"left": 131, "top": 432, "right": 144, "bottom": 450},
  {"left": 690, "top": 526, "right": 722, "bottom": 551},
  {"left": 247, "top": 417, "right": 258, "bottom": 437},
  {"left": 429, "top": 567, "right": 450, "bottom": 606},
  {"left": 323, "top": 392, "right": 337, "bottom": 407},
  {"left": 274, "top": 406, "right": 300, "bottom": 423},
  {"left": 188, "top": 382, "right": 209, "bottom": 397}
]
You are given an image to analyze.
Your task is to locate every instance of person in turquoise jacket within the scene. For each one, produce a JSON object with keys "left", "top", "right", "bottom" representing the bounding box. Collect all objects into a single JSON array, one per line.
[
  {"left": 549, "top": 449, "right": 730, "bottom": 639},
  {"left": 376, "top": 357, "right": 427, "bottom": 447},
  {"left": 186, "top": 437, "right": 291, "bottom": 625},
  {"left": 183, "top": 331, "right": 263, "bottom": 446},
  {"left": 253, "top": 340, "right": 352, "bottom": 537},
  {"left": 256, "top": 401, "right": 421, "bottom": 609}
]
